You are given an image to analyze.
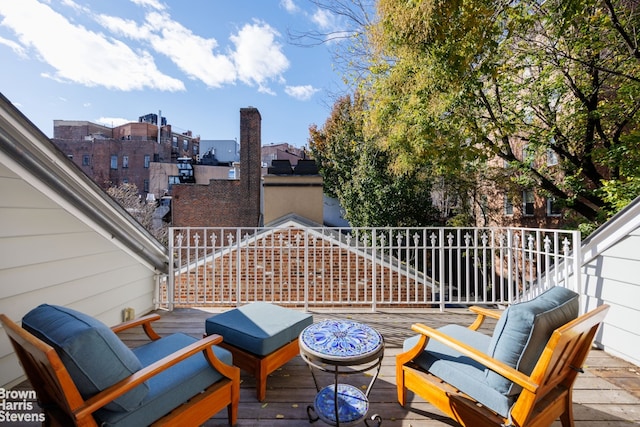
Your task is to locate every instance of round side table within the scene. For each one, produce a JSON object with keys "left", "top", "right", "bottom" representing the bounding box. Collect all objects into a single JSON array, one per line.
[{"left": 299, "top": 319, "right": 384, "bottom": 427}]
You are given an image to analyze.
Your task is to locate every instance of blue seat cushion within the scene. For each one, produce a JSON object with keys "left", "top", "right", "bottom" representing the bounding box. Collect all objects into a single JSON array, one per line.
[
  {"left": 405, "top": 324, "right": 514, "bottom": 417},
  {"left": 485, "top": 286, "right": 579, "bottom": 395},
  {"left": 94, "top": 333, "right": 233, "bottom": 427},
  {"left": 22, "top": 304, "right": 148, "bottom": 412},
  {"left": 205, "top": 302, "right": 313, "bottom": 356}
]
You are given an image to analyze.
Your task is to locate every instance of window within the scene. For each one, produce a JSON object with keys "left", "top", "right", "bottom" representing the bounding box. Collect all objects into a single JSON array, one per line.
[
  {"left": 122, "top": 155, "right": 129, "bottom": 168},
  {"left": 143, "top": 179, "right": 149, "bottom": 193},
  {"left": 547, "top": 148, "right": 558, "bottom": 166},
  {"left": 546, "top": 197, "right": 562, "bottom": 216},
  {"left": 522, "top": 144, "right": 534, "bottom": 167},
  {"left": 110, "top": 155, "right": 118, "bottom": 170},
  {"left": 168, "top": 175, "right": 181, "bottom": 190},
  {"left": 144, "top": 155, "right": 151, "bottom": 168},
  {"left": 504, "top": 194, "right": 514, "bottom": 215},
  {"left": 183, "top": 139, "right": 189, "bottom": 151},
  {"left": 523, "top": 107, "right": 534, "bottom": 124},
  {"left": 523, "top": 190, "right": 535, "bottom": 216},
  {"left": 82, "top": 155, "right": 90, "bottom": 166}
]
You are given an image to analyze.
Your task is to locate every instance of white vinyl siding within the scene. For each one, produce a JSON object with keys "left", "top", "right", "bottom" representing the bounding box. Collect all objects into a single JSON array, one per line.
[
  {"left": 0, "top": 163, "right": 159, "bottom": 388},
  {"left": 582, "top": 223, "right": 640, "bottom": 367}
]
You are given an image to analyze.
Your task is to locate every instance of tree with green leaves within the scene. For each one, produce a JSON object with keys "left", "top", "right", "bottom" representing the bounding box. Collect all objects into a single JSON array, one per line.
[
  {"left": 363, "top": 0, "right": 640, "bottom": 229},
  {"left": 309, "top": 93, "right": 439, "bottom": 226}
]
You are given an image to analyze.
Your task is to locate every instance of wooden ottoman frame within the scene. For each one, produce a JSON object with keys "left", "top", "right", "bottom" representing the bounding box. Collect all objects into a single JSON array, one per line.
[{"left": 217, "top": 337, "right": 301, "bottom": 402}]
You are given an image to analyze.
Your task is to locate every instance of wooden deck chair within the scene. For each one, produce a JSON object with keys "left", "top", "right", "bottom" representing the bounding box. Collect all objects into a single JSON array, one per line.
[
  {"left": 1, "top": 304, "right": 240, "bottom": 426},
  {"left": 396, "top": 286, "right": 609, "bottom": 427}
]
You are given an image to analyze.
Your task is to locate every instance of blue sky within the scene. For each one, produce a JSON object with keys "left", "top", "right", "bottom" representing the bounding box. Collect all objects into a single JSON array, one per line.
[{"left": 0, "top": 0, "right": 349, "bottom": 147}]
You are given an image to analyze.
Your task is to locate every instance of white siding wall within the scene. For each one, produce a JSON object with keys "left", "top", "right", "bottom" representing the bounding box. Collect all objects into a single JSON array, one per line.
[
  {"left": 582, "top": 227, "right": 640, "bottom": 367},
  {"left": 0, "top": 164, "right": 159, "bottom": 388}
]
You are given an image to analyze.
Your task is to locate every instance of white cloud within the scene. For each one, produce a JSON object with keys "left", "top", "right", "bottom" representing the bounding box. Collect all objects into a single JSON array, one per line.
[
  {"left": 145, "top": 12, "right": 237, "bottom": 87},
  {"left": 0, "top": 0, "right": 185, "bottom": 91},
  {"left": 285, "top": 85, "right": 320, "bottom": 101},
  {"left": 230, "top": 20, "right": 289, "bottom": 93},
  {"left": 0, "top": 0, "right": 292, "bottom": 94},
  {"left": 312, "top": 8, "right": 335, "bottom": 30},
  {"left": 99, "top": 11, "right": 237, "bottom": 88},
  {"left": 96, "top": 116, "right": 133, "bottom": 127},
  {"left": 0, "top": 36, "right": 27, "bottom": 58},
  {"left": 280, "top": 0, "right": 298, "bottom": 13},
  {"left": 130, "top": 0, "right": 166, "bottom": 11}
]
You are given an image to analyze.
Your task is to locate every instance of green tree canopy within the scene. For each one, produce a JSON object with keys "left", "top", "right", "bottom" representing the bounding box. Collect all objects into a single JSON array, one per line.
[
  {"left": 309, "top": 93, "right": 439, "bottom": 226},
  {"left": 364, "top": 0, "right": 640, "bottom": 226}
]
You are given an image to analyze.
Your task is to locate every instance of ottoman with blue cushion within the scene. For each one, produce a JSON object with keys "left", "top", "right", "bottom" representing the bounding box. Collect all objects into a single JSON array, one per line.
[{"left": 205, "top": 302, "right": 313, "bottom": 401}]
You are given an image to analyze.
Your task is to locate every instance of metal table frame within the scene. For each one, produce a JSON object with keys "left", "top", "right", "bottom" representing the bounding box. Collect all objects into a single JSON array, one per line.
[{"left": 299, "top": 319, "right": 384, "bottom": 427}]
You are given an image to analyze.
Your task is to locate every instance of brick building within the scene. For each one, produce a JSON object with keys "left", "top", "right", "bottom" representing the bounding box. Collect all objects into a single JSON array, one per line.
[
  {"left": 51, "top": 115, "right": 199, "bottom": 193},
  {"left": 261, "top": 142, "right": 306, "bottom": 167},
  {"left": 474, "top": 137, "right": 568, "bottom": 229},
  {"left": 171, "top": 107, "right": 262, "bottom": 228}
]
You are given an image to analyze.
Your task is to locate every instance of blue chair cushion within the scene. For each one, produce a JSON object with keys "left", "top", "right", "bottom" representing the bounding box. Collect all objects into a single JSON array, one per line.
[
  {"left": 405, "top": 324, "right": 514, "bottom": 417},
  {"left": 485, "top": 286, "right": 579, "bottom": 395},
  {"left": 205, "top": 302, "right": 313, "bottom": 356},
  {"left": 94, "top": 333, "right": 233, "bottom": 427},
  {"left": 403, "top": 287, "right": 579, "bottom": 417},
  {"left": 21, "top": 304, "right": 148, "bottom": 412}
]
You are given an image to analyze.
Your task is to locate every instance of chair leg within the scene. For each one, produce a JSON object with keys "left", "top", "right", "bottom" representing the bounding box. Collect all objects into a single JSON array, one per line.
[
  {"left": 396, "top": 369, "right": 407, "bottom": 406},
  {"left": 559, "top": 392, "right": 575, "bottom": 427},
  {"left": 257, "top": 359, "right": 268, "bottom": 402},
  {"left": 227, "top": 403, "right": 236, "bottom": 426}
]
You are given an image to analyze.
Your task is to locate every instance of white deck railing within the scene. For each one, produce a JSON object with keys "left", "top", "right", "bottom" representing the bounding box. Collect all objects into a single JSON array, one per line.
[{"left": 159, "top": 225, "right": 580, "bottom": 311}]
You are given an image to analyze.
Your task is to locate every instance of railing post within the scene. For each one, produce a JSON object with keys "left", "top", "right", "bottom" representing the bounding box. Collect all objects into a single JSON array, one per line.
[
  {"left": 304, "top": 230, "right": 309, "bottom": 312},
  {"left": 572, "top": 230, "right": 583, "bottom": 314},
  {"left": 236, "top": 228, "right": 241, "bottom": 307},
  {"left": 439, "top": 228, "right": 445, "bottom": 312},
  {"left": 167, "top": 227, "right": 175, "bottom": 311},
  {"left": 372, "top": 228, "right": 377, "bottom": 313},
  {"left": 507, "top": 229, "right": 514, "bottom": 304}
]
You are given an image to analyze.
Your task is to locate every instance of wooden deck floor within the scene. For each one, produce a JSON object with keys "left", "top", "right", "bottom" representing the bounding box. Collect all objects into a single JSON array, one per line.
[{"left": 113, "top": 307, "right": 640, "bottom": 427}]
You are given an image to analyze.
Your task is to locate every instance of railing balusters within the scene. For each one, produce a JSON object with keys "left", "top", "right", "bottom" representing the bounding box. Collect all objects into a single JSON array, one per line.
[{"left": 163, "top": 226, "right": 579, "bottom": 311}]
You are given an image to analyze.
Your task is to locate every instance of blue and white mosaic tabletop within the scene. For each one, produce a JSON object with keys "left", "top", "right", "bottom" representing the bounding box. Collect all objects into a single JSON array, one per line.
[{"left": 300, "top": 319, "right": 384, "bottom": 363}]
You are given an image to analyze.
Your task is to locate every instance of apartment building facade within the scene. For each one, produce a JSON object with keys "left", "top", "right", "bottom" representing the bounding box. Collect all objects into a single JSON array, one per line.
[
  {"left": 475, "top": 137, "right": 570, "bottom": 229},
  {"left": 51, "top": 114, "right": 199, "bottom": 194}
]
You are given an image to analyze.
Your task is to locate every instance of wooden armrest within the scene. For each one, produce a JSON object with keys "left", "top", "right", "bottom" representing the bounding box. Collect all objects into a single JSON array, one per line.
[
  {"left": 75, "top": 334, "right": 236, "bottom": 419},
  {"left": 410, "top": 323, "right": 538, "bottom": 393},
  {"left": 467, "top": 306, "right": 502, "bottom": 331},
  {"left": 111, "top": 314, "right": 161, "bottom": 340}
]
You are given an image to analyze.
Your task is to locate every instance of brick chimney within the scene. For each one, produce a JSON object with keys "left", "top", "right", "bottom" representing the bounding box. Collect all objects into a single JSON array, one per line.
[
  {"left": 239, "top": 107, "right": 262, "bottom": 225},
  {"left": 171, "top": 107, "right": 262, "bottom": 227}
]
